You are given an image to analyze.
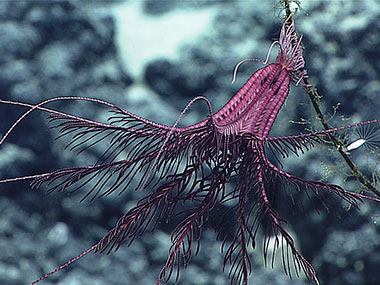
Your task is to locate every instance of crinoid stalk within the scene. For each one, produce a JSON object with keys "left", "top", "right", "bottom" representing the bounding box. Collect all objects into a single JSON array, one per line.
[{"left": 1, "top": 16, "right": 380, "bottom": 285}]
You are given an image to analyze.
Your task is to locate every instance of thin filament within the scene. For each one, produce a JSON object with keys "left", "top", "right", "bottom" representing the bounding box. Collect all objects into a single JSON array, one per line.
[
  {"left": 31, "top": 244, "right": 98, "bottom": 285},
  {"left": 138, "top": 96, "right": 214, "bottom": 191},
  {"left": 0, "top": 97, "right": 126, "bottom": 146},
  {"left": 231, "top": 40, "right": 279, "bottom": 84}
]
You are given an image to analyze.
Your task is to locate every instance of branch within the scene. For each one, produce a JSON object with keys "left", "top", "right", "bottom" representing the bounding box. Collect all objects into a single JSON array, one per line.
[{"left": 282, "top": 0, "right": 380, "bottom": 197}]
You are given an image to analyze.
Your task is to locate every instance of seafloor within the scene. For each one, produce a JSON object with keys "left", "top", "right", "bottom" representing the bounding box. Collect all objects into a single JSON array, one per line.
[{"left": 0, "top": 1, "right": 380, "bottom": 284}]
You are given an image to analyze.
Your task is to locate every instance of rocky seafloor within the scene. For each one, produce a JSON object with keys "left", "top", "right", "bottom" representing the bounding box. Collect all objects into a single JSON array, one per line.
[{"left": 0, "top": 1, "right": 380, "bottom": 284}]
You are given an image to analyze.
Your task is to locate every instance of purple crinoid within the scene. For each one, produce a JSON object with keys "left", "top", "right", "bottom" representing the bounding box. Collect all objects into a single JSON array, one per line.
[{"left": 1, "top": 16, "right": 379, "bottom": 285}]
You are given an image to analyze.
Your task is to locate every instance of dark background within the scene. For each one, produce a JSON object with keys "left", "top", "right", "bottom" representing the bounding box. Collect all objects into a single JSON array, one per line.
[{"left": 0, "top": 1, "right": 380, "bottom": 284}]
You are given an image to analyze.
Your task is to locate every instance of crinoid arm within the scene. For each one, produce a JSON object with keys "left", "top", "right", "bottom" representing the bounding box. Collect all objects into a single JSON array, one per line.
[
  {"left": 67, "top": 164, "right": 224, "bottom": 285},
  {"left": 90, "top": 136, "right": 241, "bottom": 284},
  {"left": 261, "top": 120, "right": 380, "bottom": 210},
  {"left": 256, "top": 175, "right": 320, "bottom": 285},
  {"left": 266, "top": 119, "right": 380, "bottom": 159},
  {"left": 0, "top": 96, "right": 216, "bottom": 200},
  {"left": 28, "top": 161, "right": 222, "bottom": 285},
  {"left": 216, "top": 147, "right": 321, "bottom": 285}
]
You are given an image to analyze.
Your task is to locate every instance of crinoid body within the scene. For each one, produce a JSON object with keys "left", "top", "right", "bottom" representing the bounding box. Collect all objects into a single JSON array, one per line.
[{"left": 1, "top": 14, "right": 380, "bottom": 285}]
